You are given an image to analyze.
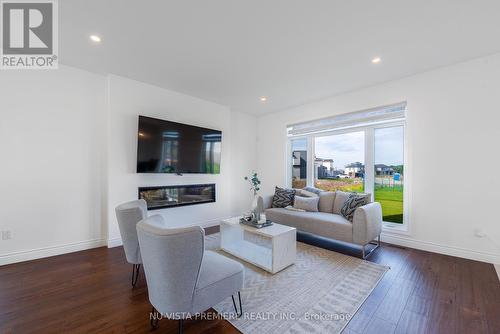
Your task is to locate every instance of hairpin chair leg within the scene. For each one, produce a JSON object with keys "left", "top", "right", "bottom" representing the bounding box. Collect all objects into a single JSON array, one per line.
[
  {"left": 178, "top": 319, "right": 184, "bottom": 334},
  {"left": 131, "top": 264, "right": 141, "bottom": 287},
  {"left": 231, "top": 291, "right": 243, "bottom": 317},
  {"left": 150, "top": 306, "right": 159, "bottom": 330}
]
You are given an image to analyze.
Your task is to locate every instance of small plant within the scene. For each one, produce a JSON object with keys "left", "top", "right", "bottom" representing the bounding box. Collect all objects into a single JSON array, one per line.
[{"left": 244, "top": 172, "right": 261, "bottom": 195}]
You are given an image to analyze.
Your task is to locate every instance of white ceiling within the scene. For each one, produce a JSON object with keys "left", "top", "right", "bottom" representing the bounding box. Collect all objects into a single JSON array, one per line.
[{"left": 60, "top": 0, "right": 500, "bottom": 115}]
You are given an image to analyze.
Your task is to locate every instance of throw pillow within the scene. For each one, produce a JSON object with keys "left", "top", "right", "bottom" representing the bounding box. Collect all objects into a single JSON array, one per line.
[
  {"left": 340, "top": 193, "right": 368, "bottom": 222},
  {"left": 293, "top": 196, "right": 319, "bottom": 212},
  {"left": 297, "top": 189, "right": 318, "bottom": 198},
  {"left": 272, "top": 187, "right": 296, "bottom": 208}
]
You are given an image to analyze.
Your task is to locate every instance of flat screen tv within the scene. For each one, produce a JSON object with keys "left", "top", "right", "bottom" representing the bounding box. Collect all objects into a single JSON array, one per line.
[{"left": 137, "top": 116, "right": 221, "bottom": 174}]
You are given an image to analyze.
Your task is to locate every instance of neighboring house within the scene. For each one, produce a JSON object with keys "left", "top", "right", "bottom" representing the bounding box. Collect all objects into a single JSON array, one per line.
[
  {"left": 315, "top": 157, "right": 334, "bottom": 179},
  {"left": 375, "top": 164, "right": 394, "bottom": 176},
  {"left": 345, "top": 162, "right": 364, "bottom": 178},
  {"left": 292, "top": 150, "right": 307, "bottom": 180}
]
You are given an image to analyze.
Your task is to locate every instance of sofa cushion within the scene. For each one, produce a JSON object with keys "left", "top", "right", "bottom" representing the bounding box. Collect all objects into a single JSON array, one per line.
[
  {"left": 265, "top": 208, "right": 353, "bottom": 243},
  {"left": 318, "top": 191, "right": 336, "bottom": 213},
  {"left": 340, "top": 193, "right": 369, "bottom": 222},
  {"left": 295, "top": 188, "right": 318, "bottom": 198},
  {"left": 293, "top": 196, "right": 319, "bottom": 212},
  {"left": 302, "top": 186, "right": 323, "bottom": 195},
  {"left": 272, "top": 187, "right": 296, "bottom": 208},
  {"left": 333, "top": 191, "right": 351, "bottom": 214}
]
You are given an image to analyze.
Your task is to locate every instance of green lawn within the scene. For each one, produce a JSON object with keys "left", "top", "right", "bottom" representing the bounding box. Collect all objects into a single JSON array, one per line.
[
  {"left": 374, "top": 185, "right": 404, "bottom": 224},
  {"left": 300, "top": 178, "right": 404, "bottom": 224}
]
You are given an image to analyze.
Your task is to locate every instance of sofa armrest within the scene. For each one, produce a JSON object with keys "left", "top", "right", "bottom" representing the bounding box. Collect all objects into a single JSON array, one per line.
[
  {"left": 262, "top": 194, "right": 274, "bottom": 210},
  {"left": 352, "top": 202, "right": 383, "bottom": 246}
]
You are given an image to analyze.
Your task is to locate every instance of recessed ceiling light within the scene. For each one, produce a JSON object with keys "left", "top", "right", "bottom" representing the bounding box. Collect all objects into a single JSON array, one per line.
[
  {"left": 90, "top": 35, "right": 102, "bottom": 43},
  {"left": 372, "top": 57, "right": 381, "bottom": 64},
  {"left": 260, "top": 96, "right": 268, "bottom": 102}
]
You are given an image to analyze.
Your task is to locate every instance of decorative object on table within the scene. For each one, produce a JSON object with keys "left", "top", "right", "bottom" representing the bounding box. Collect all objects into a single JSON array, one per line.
[
  {"left": 244, "top": 172, "right": 263, "bottom": 220},
  {"left": 239, "top": 217, "right": 273, "bottom": 229},
  {"left": 271, "top": 186, "right": 296, "bottom": 208}
]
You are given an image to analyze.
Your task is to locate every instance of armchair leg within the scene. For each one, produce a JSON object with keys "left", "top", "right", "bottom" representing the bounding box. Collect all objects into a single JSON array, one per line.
[
  {"left": 178, "top": 319, "right": 184, "bottom": 334},
  {"left": 150, "top": 306, "right": 159, "bottom": 330},
  {"left": 131, "top": 264, "right": 141, "bottom": 287},
  {"left": 231, "top": 291, "right": 243, "bottom": 317}
]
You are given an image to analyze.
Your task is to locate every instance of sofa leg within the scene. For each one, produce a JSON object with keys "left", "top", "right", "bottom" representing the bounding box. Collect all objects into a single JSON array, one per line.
[{"left": 362, "top": 235, "right": 381, "bottom": 259}]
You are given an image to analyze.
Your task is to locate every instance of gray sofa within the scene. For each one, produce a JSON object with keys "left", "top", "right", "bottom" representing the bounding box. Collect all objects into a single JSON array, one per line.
[{"left": 263, "top": 189, "right": 382, "bottom": 258}]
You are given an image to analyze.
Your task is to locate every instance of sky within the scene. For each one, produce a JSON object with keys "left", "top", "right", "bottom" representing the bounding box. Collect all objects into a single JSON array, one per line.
[
  {"left": 315, "top": 131, "right": 365, "bottom": 170},
  {"left": 293, "top": 126, "right": 404, "bottom": 170}
]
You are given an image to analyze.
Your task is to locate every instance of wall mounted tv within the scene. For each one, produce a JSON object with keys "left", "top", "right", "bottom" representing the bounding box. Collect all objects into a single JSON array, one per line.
[{"left": 136, "top": 116, "right": 222, "bottom": 174}]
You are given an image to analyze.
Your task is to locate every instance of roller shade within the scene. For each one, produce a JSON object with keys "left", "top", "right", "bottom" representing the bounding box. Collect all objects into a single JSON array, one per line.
[{"left": 287, "top": 102, "right": 406, "bottom": 136}]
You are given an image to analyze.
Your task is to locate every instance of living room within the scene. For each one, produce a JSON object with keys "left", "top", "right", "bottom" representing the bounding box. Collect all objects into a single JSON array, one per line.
[{"left": 1, "top": 1, "right": 499, "bottom": 333}]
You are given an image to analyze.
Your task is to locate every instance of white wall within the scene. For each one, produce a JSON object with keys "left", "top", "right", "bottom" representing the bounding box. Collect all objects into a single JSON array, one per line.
[
  {"left": 229, "top": 111, "right": 258, "bottom": 216},
  {"left": 257, "top": 53, "right": 500, "bottom": 264},
  {"left": 106, "top": 75, "right": 257, "bottom": 246},
  {"left": 0, "top": 69, "right": 258, "bottom": 263},
  {"left": 0, "top": 66, "right": 107, "bottom": 265}
]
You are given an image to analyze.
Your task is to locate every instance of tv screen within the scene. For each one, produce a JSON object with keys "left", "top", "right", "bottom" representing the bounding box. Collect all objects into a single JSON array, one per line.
[{"left": 137, "top": 116, "right": 221, "bottom": 174}]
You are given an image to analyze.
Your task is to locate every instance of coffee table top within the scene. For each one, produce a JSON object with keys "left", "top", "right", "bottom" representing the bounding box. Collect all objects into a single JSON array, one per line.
[{"left": 221, "top": 216, "right": 296, "bottom": 238}]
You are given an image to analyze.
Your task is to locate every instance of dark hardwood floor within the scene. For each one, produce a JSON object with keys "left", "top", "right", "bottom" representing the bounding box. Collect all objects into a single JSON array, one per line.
[{"left": 1, "top": 227, "right": 499, "bottom": 334}]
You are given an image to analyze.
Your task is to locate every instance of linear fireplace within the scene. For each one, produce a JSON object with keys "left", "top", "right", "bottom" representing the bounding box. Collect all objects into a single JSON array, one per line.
[{"left": 138, "top": 184, "right": 216, "bottom": 210}]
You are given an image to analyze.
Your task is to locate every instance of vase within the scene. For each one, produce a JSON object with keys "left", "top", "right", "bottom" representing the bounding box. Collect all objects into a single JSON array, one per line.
[{"left": 251, "top": 194, "right": 264, "bottom": 221}]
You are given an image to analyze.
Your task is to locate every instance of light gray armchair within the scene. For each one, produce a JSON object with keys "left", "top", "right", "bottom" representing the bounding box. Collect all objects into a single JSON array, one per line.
[
  {"left": 137, "top": 215, "right": 244, "bottom": 333},
  {"left": 115, "top": 199, "right": 148, "bottom": 287}
]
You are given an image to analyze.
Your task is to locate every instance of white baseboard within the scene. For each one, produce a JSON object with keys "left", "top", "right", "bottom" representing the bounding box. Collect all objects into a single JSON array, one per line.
[
  {"left": 107, "top": 237, "right": 123, "bottom": 248},
  {"left": 0, "top": 238, "right": 106, "bottom": 266},
  {"left": 381, "top": 233, "right": 500, "bottom": 264}
]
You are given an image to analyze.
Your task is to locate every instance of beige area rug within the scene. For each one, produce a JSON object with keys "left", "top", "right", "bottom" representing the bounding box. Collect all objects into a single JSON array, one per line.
[{"left": 206, "top": 233, "right": 389, "bottom": 334}]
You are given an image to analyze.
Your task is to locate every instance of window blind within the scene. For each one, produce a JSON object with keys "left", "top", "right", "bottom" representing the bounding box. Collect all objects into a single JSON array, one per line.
[{"left": 287, "top": 102, "right": 406, "bottom": 136}]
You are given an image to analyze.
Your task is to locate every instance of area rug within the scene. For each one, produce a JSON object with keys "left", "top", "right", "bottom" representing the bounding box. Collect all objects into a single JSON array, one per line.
[{"left": 206, "top": 233, "right": 389, "bottom": 334}]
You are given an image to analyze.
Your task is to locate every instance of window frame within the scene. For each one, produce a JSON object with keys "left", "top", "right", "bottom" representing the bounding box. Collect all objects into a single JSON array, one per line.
[{"left": 287, "top": 119, "right": 410, "bottom": 234}]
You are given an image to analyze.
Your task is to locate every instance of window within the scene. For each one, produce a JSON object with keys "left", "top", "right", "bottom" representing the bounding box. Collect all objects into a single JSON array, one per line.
[
  {"left": 314, "top": 131, "right": 365, "bottom": 192},
  {"left": 374, "top": 126, "right": 404, "bottom": 224},
  {"left": 290, "top": 138, "right": 308, "bottom": 189},
  {"left": 287, "top": 103, "right": 407, "bottom": 230}
]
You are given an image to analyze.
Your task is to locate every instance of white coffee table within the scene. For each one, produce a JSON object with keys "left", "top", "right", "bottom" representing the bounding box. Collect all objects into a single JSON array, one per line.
[{"left": 220, "top": 215, "right": 296, "bottom": 274}]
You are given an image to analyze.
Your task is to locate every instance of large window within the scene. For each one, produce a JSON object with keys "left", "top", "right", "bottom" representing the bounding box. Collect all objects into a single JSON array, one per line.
[
  {"left": 287, "top": 103, "right": 407, "bottom": 228},
  {"left": 374, "top": 126, "right": 404, "bottom": 224},
  {"left": 290, "top": 138, "right": 308, "bottom": 189},
  {"left": 314, "top": 131, "right": 365, "bottom": 192}
]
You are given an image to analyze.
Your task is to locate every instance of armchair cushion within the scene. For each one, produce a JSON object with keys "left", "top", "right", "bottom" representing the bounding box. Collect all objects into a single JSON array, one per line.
[{"left": 193, "top": 251, "right": 244, "bottom": 313}]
